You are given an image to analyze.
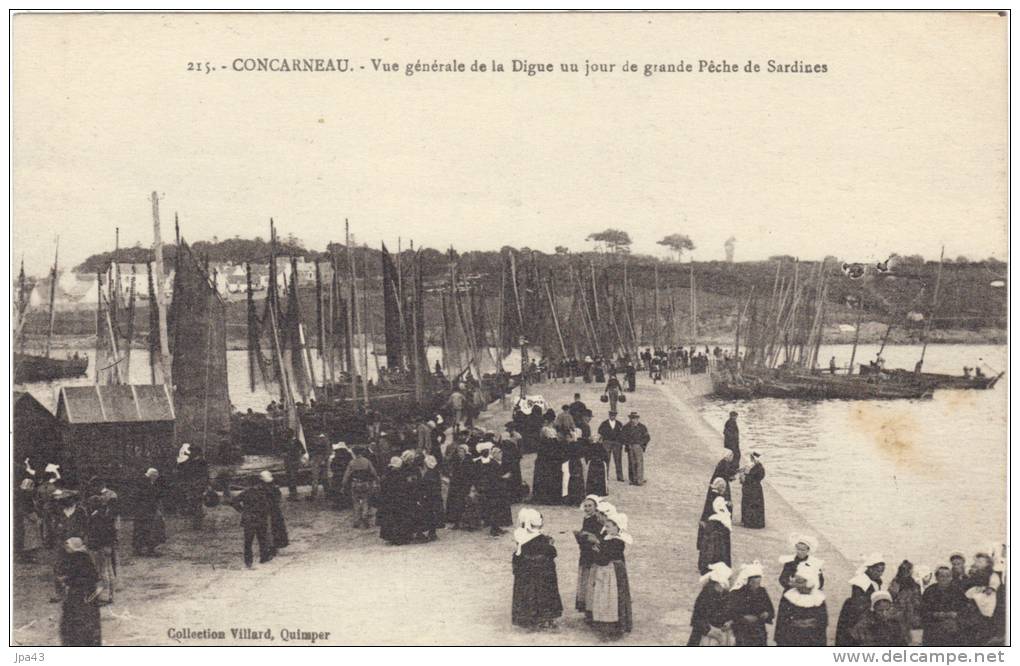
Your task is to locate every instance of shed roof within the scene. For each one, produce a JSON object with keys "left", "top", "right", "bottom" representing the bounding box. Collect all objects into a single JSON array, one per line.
[
  {"left": 13, "top": 391, "right": 55, "bottom": 417},
  {"left": 57, "top": 385, "right": 175, "bottom": 424}
]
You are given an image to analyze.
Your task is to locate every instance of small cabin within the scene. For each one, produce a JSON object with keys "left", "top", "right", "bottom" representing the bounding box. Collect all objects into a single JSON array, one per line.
[
  {"left": 55, "top": 385, "right": 176, "bottom": 488},
  {"left": 12, "top": 391, "right": 60, "bottom": 470}
]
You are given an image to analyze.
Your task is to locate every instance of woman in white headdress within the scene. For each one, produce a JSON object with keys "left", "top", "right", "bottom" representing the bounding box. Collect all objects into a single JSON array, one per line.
[
  {"left": 740, "top": 451, "right": 766, "bottom": 528},
  {"left": 687, "top": 562, "right": 733, "bottom": 646},
  {"left": 836, "top": 553, "right": 886, "bottom": 646},
  {"left": 729, "top": 560, "right": 775, "bottom": 645},
  {"left": 775, "top": 561, "right": 828, "bottom": 646},
  {"left": 586, "top": 510, "right": 633, "bottom": 638},
  {"left": 57, "top": 537, "right": 102, "bottom": 645},
  {"left": 573, "top": 494, "right": 603, "bottom": 612},
  {"left": 698, "top": 496, "right": 732, "bottom": 574},
  {"left": 779, "top": 534, "right": 826, "bottom": 590},
  {"left": 511, "top": 508, "right": 563, "bottom": 629}
]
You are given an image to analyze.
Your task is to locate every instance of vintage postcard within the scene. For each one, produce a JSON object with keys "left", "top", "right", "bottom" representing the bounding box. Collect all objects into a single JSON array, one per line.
[{"left": 9, "top": 10, "right": 1009, "bottom": 651}]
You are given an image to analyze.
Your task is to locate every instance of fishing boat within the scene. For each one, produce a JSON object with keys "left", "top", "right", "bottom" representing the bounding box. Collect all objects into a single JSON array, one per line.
[
  {"left": 12, "top": 245, "right": 89, "bottom": 384},
  {"left": 858, "top": 365, "right": 1003, "bottom": 390},
  {"left": 714, "top": 366, "right": 935, "bottom": 401}
]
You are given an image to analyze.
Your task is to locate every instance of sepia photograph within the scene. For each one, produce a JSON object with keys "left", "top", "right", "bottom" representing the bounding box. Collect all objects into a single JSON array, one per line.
[{"left": 8, "top": 10, "right": 1009, "bottom": 651}]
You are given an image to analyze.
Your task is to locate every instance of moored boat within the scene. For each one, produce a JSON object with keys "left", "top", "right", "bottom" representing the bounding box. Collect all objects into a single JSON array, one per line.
[
  {"left": 14, "top": 352, "right": 89, "bottom": 384},
  {"left": 858, "top": 365, "right": 1003, "bottom": 390}
]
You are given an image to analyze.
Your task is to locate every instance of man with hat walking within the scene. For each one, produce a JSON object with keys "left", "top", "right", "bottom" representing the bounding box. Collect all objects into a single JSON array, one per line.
[
  {"left": 307, "top": 433, "right": 331, "bottom": 501},
  {"left": 50, "top": 489, "right": 87, "bottom": 602},
  {"left": 597, "top": 410, "right": 626, "bottom": 482},
  {"left": 621, "top": 411, "right": 650, "bottom": 486}
]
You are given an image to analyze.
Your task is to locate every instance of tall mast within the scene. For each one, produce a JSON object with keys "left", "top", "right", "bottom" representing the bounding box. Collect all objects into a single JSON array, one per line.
[
  {"left": 917, "top": 246, "right": 945, "bottom": 373},
  {"left": 150, "top": 192, "right": 172, "bottom": 387},
  {"left": 848, "top": 285, "right": 864, "bottom": 375},
  {"left": 544, "top": 278, "right": 568, "bottom": 358},
  {"left": 123, "top": 265, "right": 136, "bottom": 380},
  {"left": 653, "top": 263, "right": 661, "bottom": 349},
  {"left": 363, "top": 244, "right": 378, "bottom": 387},
  {"left": 345, "top": 220, "right": 359, "bottom": 403},
  {"left": 44, "top": 239, "right": 59, "bottom": 357},
  {"left": 689, "top": 261, "right": 697, "bottom": 342}
]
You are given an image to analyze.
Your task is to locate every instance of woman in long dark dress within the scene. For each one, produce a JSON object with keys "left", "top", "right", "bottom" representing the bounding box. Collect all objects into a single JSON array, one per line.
[
  {"left": 420, "top": 455, "right": 445, "bottom": 541},
  {"left": 57, "top": 537, "right": 102, "bottom": 646},
  {"left": 378, "top": 457, "right": 405, "bottom": 543},
  {"left": 132, "top": 468, "right": 166, "bottom": 556},
  {"left": 728, "top": 561, "right": 775, "bottom": 646},
  {"left": 687, "top": 562, "right": 733, "bottom": 646},
  {"left": 445, "top": 445, "right": 474, "bottom": 527},
  {"left": 511, "top": 508, "right": 563, "bottom": 629},
  {"left": 698, "top": 496, "right": 732, "bottom": 574},
  {"left": 260, "top": 471, "right": 289, "bottom": 551},
  {"left": 587, "top": 511, "right": 633, "bottom": 638},
  {"left": 574, "top": 495, "right": 603, "bottom": 612},
  {"left": 584, "top": 441, "right": 609, "bottom": 497},
  {"left": 740, "top": 452, "right": 766, "bottom": 529},
  {"left": 500, "top": 425, "right": 525, "bottom": 500},
  {"left": 532, "top": 418, "right": 565, "bottom": 504},
  {"left": 564, "top": 439, "right": 586, "bottom": 507},
  {"left": 775, "top": 562, "right": 828, "bottom": 646}
]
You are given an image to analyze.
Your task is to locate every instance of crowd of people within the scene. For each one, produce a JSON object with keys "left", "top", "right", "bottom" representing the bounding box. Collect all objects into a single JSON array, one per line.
[{"left": 15, "top": 347, "right": 1008, "bottom": 648}]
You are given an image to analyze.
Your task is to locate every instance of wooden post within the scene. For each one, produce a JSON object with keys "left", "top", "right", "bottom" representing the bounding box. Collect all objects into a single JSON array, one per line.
[{"left": 150, "top": 192, "right": 172, "bottom": 388}]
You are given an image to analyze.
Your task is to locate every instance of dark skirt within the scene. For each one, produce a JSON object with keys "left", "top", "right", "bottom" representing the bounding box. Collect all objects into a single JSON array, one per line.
[
  {"left": 565, "top": 459, "right": 585, "bottom": 506},
  {"left": 512, "top": 562, "right": 564, "bottom": 627},
  {"left": 741, "top": 480, "right": 766, "bottom": 528},
  {"left": 532, "top": 454, "right": 563, "bottom": 505},
  {"left": 270, "top": 506, "right": 289, "bottom": 549},
  {"left": 445, "top": 473, "right": 472, "bottom": 524},
  {"left": 61, "top": 595, "right": 102, "bottom": 646},
  {"left": 585, "top": 460, "right": 608, "bottom": 497}
]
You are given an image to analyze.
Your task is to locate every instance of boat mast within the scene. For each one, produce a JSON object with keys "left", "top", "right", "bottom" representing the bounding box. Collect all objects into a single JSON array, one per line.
[
  {"left": 345, "top": 220, "right": 359, "bottom": 404},
  {"left": 848, "top": 284, "right": 864, "bottom": 375},
  {"left": 917, "top": 246, "right": 945, "bottom": 373},
  {"left": 44, "top": 239, "right": 59, "bottom": 358},
  {"left": 544, "top": 277, "right": 568, "bottom": 358},
  {"left": 363, "top": 244, "right": 379, "bottom": 383},
  {"left": 150, "top": 192, "right": 172, "bottom": 387}
]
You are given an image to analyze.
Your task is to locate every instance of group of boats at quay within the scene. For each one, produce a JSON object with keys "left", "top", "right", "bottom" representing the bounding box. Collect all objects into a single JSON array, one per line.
[{"left": 11, "top": 194, "right": 1003, "bottom": 503}]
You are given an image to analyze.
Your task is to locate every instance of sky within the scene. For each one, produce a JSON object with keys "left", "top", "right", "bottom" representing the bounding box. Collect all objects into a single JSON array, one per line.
[{"left": 12, "top": 12, "right": 1008, "bottom": 277}]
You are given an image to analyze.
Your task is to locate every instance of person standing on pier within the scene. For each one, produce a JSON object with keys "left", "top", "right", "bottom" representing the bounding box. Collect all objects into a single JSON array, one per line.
[
  {"left": 740, "top": 452, "right": 766, "bottom": 528},
  {"left": 555, "top": 404, "right": 577, "bottom": 432},
  {"left": 511, "top": 508, "right": 563, "bottom": 630},
  {"left": 281, "top": 428, "right": 304, "bottom": 501},
  {"left": 723, "top": 412, "right": 741, "bottom": 468},
  {"left": 687, "top": 562, "right": 734, "bottom": 646},
  {"left": 573, "top": 495, "right": 602, "bottom": 613},
  {"left": 260, "top": 471, "right": 289, "bottom": 553},
  {"left": 84, "top": 481, "right": 119, "bottom": 605},
  {"left": 603, "top": 374, "right": 623, "bottom": 413},
  {"left": 586, "top": 511, "right": 633, "bottom": 639},
  {"left": 597, "top": 410, "right": 625, "bottom": 483},
  {"left": 624, "top": 362, "right": 637, "bottom": 392},
  {"left": 132, "top": 469, "right": 166, "bottom": 557},
  {"left": 307, "top": 434, "right": 332, "bottom": 501},
  {"left": 57, "top": 537, "right": 103, "bottom": 646},
  {"left": 775, "top": 563, "right": 828, "bottom": 646},
  {"left": 621, "top": 411, "right": 649, "bottom": 486},
  {"left": 698, "top": 496, "right": 732, "bottom": 574},
  {"left": 340, "top": 446, "right": 380, "bottom": 529},
  {"left": 698, "top": 478, "right": 731, "bottom": 551},
  {"left": 232, "top": 476, "right": 273, "bottom": 568},
  {"left": 836, "top": 554, "right": 886, "bottom": 646},
  {"left": 727, "top": 561, "right": 775, "bottom": 646},
  {"left": 710, "top": 450, "right": 737, "bottom": 503},
  {"left": 779, "top": 535, "right": 826, "bottom": 591},
  {"left": 420, "top": 455, "right": 445, "bottom": 541},
  {"left": 475, "top": 442, "right": 509, "bottom": 537}
]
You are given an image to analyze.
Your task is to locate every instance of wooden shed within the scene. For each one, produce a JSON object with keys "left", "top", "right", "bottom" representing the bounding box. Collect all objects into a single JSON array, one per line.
[
  {"left": 55, "top": 385, "right": 176, "bottom": 489},
  {"left": 12, "top": 391, "right": 60, "bottom": 470}
]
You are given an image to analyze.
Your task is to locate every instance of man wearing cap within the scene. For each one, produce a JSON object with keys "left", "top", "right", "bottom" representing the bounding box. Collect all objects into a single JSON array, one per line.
[
  {"left": 723, "top": 411, "right": 741, "bottom": 468},
  {"left": 621, "top": 411, "right": 650, "bottom": 485},
  {"left": 554, "top": 404, "right": 576, "bottom": 432},
  {"left": 597, "top": 410, "right": 625, "bottom": 482},
  {"left": 306, "top": 433, "right": 331, "bottom": 501},
  {"left": 568, "top": 393, "right": 588, "bottom": 424},
  {"left": 280, "top": 428, "right": 305, "bottom": 501},
  {"left": 340, "top": 447, "right": 380, "bottom": 528}
]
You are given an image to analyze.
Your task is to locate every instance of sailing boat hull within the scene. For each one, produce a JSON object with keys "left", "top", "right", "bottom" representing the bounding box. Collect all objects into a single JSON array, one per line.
[
  {"left": 13, "top": 353, "right": 88, "bottom": 383},
  {"left": 712, "top": 367, "right": 935, "bottom": 400},
  {"left": 859, "top": 365, "right": 1003, "bottom": 390}
]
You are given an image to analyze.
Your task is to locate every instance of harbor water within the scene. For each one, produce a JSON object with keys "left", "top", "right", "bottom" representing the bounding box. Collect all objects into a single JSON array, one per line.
[{"left": 696, "top": 343, "right": 1007, "bottom": 566}]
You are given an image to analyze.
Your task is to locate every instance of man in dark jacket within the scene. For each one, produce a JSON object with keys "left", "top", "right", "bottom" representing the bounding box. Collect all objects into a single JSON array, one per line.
[
  {"left": 568, "top": 393, "right": 588, "bottom": 423},
  {"left": 280, "top": 429, "right": 305, "bottom": 501},
  {"left": 621, "top": 411, "right": 650, "bottom": 485},
  {"left": 232, "top": 478, "right": 273, "bottom": 568},
  {"left": 597, "top": 410, "right": 626, "bottom": 482},
  {"left": 307, "top": 434, "right": 331, "bottom": 501},
  {"left": 723, "top": 411, "right": 741, "bottom": 468}
]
